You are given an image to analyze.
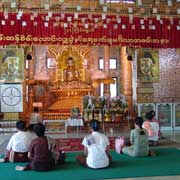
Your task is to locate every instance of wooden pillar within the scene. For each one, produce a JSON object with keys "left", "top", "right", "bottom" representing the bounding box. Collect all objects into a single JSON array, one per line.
[
  {"left": 104, "top": 46, "right": 110, "bottom": 94},
  {"left": 121, "top": 47, "right": 133, "bottom": 114},
  {"left": 28, "top": 49, "right": 35, "bottom": 112},
  {"left": 104, "top": 46, "right": 110, "bottom": 76},
  {"left": 20, "top": 48, "right": 27, "bottom": 121}
]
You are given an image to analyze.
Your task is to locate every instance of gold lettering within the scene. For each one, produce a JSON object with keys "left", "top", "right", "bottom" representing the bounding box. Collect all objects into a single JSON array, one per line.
[
  {"left": 20, "top": 35, "right": 26, "bottom": 41},
  {"left": 26, "top": 35, "right": 32, "bottom": 42},
  {"left": 15, "top": 35, "right": 20, "bottom": 43},
  {"left": 33, "top": 37, "right": 39, "bottom": 42},
  {"left": 0, "top": 34, "right": 4, "bottom": 41}
]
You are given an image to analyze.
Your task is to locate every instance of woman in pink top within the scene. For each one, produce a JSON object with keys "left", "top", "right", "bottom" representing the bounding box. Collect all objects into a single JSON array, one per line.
[{"left": 143, "top": 111, "right": 161, "bottom": 145}]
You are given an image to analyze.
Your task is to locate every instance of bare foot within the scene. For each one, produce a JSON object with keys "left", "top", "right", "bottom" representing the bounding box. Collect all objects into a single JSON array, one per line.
[
  {"left": 149, "top": 150, "right": 156, "bottom": 157},
  {"left": 0, "top": 158, "right": 5, "bottom": 162},
  {"left": 15, "top": 166, "right": 26, "bottom": 171}
]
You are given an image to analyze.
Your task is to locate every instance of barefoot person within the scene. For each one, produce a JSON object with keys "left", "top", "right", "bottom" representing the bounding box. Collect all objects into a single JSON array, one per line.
[
  {"left": 16, "top": 123, "right": 55, "bottom": 171},
  {"left": 0, "top": 120, "right": 36, "bottom": 163},
  {"left": 77, "top": 119, "right": 112, "bottom": 169},
  {"left": 143, "top": 111, "right": 161, "bottom": 145},
  {"left": 122, "top": 117, "right": 150, "bottom": 157}
]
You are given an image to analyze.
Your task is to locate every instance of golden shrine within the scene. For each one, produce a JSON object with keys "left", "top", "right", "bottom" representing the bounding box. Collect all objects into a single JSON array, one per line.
[{"left": 43, "top": 46, "right": 93, "bottom": 119}]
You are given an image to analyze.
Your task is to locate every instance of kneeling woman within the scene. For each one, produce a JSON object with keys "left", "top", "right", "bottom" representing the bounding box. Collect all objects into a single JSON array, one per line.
[
  {"left": 122, "top": 117, "right": 149, "bottom": 157},
  {"left": 16, "top": 123, "right": 55, "bottom": 171}
]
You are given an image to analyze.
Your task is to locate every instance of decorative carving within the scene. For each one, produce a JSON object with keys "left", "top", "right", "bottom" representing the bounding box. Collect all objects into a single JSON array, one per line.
[{"left": 46, "top": 46, "right": 93, "bottom": 114}]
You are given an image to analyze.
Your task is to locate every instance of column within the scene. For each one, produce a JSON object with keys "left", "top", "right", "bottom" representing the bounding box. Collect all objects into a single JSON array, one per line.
[
  {"left": 104, "top": 46, "right": 110, "bottom": 94},
  {"left": 20, "top": 49, "right": 28, "bottom": 121},
  {"left": 104, "top": 46, "right": 110, "bottom": 76},
  {"left": 121, "top": 47, "right": 133, "bottom": 114},
  {"left": 28, "top": 47, "right": 35, "bottom": 112}
]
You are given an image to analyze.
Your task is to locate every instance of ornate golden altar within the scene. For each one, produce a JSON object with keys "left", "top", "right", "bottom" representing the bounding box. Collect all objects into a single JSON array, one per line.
[
  {"left": 43, "top": 46, "right": 93, "bottom": 120},
  {"left": 49, "top": 88, "right": 92, "bottom": 112}
]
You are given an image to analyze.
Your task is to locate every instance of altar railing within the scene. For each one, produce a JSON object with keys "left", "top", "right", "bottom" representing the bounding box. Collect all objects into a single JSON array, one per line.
[{"left": 42, "top": 112, "right": 70, "bottom": 120}]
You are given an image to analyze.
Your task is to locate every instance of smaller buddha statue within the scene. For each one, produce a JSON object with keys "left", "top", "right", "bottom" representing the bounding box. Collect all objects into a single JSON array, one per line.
[{"left": 63, "top": 57, "right": 80, "bottom": 82}]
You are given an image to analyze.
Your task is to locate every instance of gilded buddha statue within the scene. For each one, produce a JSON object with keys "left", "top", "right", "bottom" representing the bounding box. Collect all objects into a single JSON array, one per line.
[
  {"left": 63, "top": 57, "right": 80, "bottom": 82},
  {"left": 54, "top": 56, "right": 91, "bottom": 89},
  {"left": 50, "top": 49, "right": 92, "bottom": 90}
]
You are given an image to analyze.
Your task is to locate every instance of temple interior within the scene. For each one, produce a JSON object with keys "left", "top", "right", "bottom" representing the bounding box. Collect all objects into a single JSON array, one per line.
[{"left": 0, "top": 0, "right": 180, "bottom": 179}]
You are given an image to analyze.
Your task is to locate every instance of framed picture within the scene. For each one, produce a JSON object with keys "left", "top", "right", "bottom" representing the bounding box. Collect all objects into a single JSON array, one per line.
[
  {"left": 0, "top": 48, "right": 24, "bottom": 82},
  {"left": 0, "top": 84, "right": 23, "bottom": 112},
  {"left": 137, "top": 48, "right": 159, "bottom": 82}
]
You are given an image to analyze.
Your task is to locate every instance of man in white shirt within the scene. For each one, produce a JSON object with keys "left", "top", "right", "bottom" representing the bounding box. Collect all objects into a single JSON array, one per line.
[
  {"left": 0, "top": 120, "right": 36, "bottom": 162},
  {"left": 77, "top": 120, "right": 112, "bottom": 169}
]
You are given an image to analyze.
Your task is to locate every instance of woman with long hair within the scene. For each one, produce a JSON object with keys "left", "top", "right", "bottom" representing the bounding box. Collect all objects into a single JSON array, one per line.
[{"left": 122, "top": 117, "right": 149, "bottom": 157}]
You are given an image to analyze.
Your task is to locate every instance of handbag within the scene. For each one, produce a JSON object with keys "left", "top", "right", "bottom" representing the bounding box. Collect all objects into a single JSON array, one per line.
[
  {"left": 115, "top": 136, "right": 125, "bottom": 154},
  {"left": 56, "top": 150, "right": 66, "bottom": 165}
]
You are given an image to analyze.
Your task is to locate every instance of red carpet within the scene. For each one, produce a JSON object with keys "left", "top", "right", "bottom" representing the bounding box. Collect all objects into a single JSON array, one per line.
[{"left": 55, "top": 137, "right": 116, "bottom": 152}]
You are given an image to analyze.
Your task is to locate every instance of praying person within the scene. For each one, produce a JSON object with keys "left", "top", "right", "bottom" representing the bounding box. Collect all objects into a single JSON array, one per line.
[
  {"left": 0, "top": 120, "right": 36, "bottom": 163},
  {"left": 143, "top": 111, "right": 160, "bottom": 145},
  {"left": 15, "top": 123, "right": 55, "bottom": 171},
  {"left": 122, "top": 117, "right": 150, "bottom": 157},
  {"left": 77, "top": 119, "right": 112, "bottom": 169}
]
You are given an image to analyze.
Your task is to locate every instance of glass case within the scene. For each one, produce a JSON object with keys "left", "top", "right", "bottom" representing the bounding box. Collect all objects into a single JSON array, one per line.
[
  {"left": 173, "top": 103, "right": 180, "bottom": 129},
  {"left": 137, "top": 103, "right": 156, "bottom": 120},
  {"left": 156, "top": 103, "right": 173, "bottom": 129}
]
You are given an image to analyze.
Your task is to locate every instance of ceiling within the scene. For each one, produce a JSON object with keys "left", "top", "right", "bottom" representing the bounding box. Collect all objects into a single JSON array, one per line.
[{"left": 1, "top": 0, "right": 180, "bottom": 18}]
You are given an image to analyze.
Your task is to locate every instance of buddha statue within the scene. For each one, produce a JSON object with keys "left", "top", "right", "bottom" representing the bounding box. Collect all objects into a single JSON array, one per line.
[{"left": 63, "top": 57, "right": 80, "bottom": 82}]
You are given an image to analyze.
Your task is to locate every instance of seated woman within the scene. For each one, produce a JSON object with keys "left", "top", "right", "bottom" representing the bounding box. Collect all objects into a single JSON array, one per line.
[
  {"left": 16, "top": 123, "right": 55, "bottom": 171},
  {"left": 122, "top": 117, "right": 149, "bottom": 157},
  {"left": 77, "top": 119, "right": 112, "bottom": 169},
  {"left": 0, "top": 120, "right": 36, "bottom": 163},
  {"left": 142, "top": 111, "right": 160, "bottom": 145}
]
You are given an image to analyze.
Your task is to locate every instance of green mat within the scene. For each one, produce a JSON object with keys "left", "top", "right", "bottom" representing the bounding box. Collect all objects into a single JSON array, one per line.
[{"left": 1, "top": 148, "right": 180, "bottom": 180}]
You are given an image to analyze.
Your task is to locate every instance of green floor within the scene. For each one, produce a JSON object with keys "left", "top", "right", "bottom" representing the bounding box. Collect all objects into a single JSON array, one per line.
[{"left": 1, "top": 148, "right": 180, "bottom": 180}]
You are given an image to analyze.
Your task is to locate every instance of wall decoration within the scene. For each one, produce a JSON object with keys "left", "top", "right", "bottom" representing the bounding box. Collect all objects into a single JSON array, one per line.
[
  {"left": 0, "top": 84, "right": 23, "bottom": 112},
  {"left": 0, "top": 12, "right": 179, "bottom": 48},
  {"left": 137, "top": 49, "right": 159, "bottom": 82},
  {"left": 0, "top": 48, "right": 24, "bottom": 82},
  {"left": 34, "top": 46, "right": 49, "bottom": 80},
  {"left": 137, "top": 93, "right": 154, "bottom": 103}
]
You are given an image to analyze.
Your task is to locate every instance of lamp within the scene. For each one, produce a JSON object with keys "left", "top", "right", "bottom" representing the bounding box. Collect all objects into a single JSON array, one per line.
[
  {"left": 127, "top": 55, "right": 133, "bottom": 61},
  {"left": 26, "top": 54, "right": 32, "bottom": 60}
]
